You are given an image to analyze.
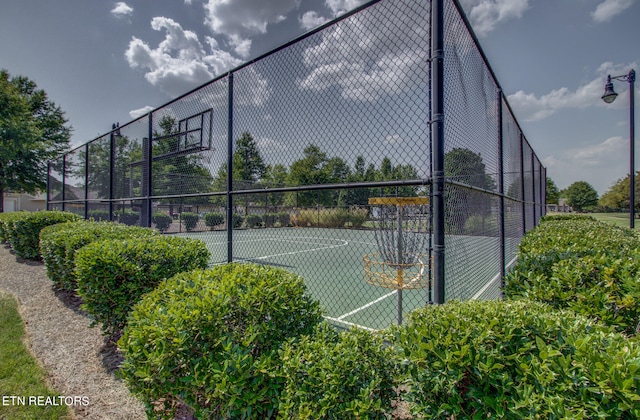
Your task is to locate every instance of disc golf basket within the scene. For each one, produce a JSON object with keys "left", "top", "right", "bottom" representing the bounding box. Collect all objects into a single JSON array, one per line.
[{"left": 363, "top": 197, "right": 431, "bottom": 325}]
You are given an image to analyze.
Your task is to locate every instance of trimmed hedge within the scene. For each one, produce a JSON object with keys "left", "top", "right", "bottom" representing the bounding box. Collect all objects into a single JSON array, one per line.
[
  {"left": 75, "top": 235, "right": 210, "bottom": 335},
  {"left": 7, "top": 211, "right": 80, "bottom": 260},
  {"left": 203, "top": 212, "right": 224, "bottom": 230},
  {"left": 39, "top": 220, "right": 157, "bottom": 291},
  {"left": 179, "top": 212, "right": 199, "bottom": 231},
  {"left": 151, "top": 212, "right": 172, "bottom": 233},
  {"left": 504, "top": 217, "right": 640, "bottom": 335},
  {"left": 393, "top": 299, "right": 640, "bottom": 419},
  {"left": 0, "top": 211, "right": 26, "bottom": 243},
  {"left": 278, "top": 323, "right": 398, "bottom": 419},
  {"left": 118, "top": 263, "right": 323, "bottom": 419}
]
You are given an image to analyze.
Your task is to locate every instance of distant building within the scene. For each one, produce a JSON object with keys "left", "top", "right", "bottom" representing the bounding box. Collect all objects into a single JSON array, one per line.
[
  {"left": 546, "top": 198, "right": 572, "bottom": 213},
  {"left": 2, "top": 192, "right": 47, "bottom": 212}
]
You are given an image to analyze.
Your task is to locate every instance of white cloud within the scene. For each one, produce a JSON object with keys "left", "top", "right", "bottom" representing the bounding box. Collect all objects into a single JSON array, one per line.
[
  {"left": 125, "top": 16, "right": 243, "bottom": 97},
  {"left": 203, "top": 0, "right": 300, "bottom": 58},
  {"left": 111, "top": 2, "right": 133, "bottom": 18},
  {"left": 129, "top": 105, "right": 155, "bottom": 119},
  {"left": 299, "top": 10, "right": 429, "bottom": 102},
  {"left": 325, "top": 0, "right": 367, "bottom": 16},
  {"left": 458, "top": 0, "right": 529, "bottom": 37},
  {"left": 300, "top": 11, "right": 329, "bottom": 30},
  {"left": 544, "top": 136, "right": 627, "bottom": 194},
  {"left": 591, "top": 0, "right": 634, "bottom": 23},
  {"left": 507, "top": 61, "right": 638, "bottom": 121}
]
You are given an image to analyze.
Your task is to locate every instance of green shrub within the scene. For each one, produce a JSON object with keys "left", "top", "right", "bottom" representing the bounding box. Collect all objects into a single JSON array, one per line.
[
  {"left": 40, "top": 221, "right": 157, "bottom": 291},
  {"left": 8, "top": 211, "right": 80, "bottom": 260},
  {"left": 347, "top": 206, "right": 368, "bottom": 228},
  {"left": 296, "top": 208, "right": 349, "bottom": 228},
  {"left": 203, "top": 212, "right": 224, "bottom": 230},
  {"left": 87, "top": 209, "right": 112, "bottom": 221},
  {"left": 151, "top": 212, "right": 172, "bottom": 233},
  {"left": 245, "top": 214, "right": 263, "bottom": 228},
  {"left": 506, "top": 250, "right": 640, "bottom": 335},
  {"left": 117, "top": 210, "right": 140, "bottom": 226},
  {"left": 392, "top": 299, "right": 640, "bottom": 419},
  {"left": 118, "top": 263, "right": 323, "bottom": 419},
  {"left": 232, "top": 213, "right": 244, "bottom": 228},
  {"left": 75, "top": 236, "right": 210, "bottom": 335},
  {"left": 278, "top": 323, "right": 398, "bottom": 419},
  {"left": 504, "top": 219, "right": 640, "bottom": 334},
  {"left": 180, "top": 212, "right": 199, "bottom": 231},
  {"left": 264, "top": 212, "right": 291, "bottom": 227},
  {"left": 0, "top": 211, "right": 27, "bottom": 244}
]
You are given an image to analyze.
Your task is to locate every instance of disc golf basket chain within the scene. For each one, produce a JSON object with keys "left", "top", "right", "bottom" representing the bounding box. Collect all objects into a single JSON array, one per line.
[{"left": 363, "top": 197, "right": 431, "bottom": 325}]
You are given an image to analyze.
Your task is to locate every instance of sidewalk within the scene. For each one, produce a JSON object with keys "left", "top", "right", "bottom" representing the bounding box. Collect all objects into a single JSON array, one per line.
[{"left": 0, "top": 245, "right": 146, "bottom": 420}]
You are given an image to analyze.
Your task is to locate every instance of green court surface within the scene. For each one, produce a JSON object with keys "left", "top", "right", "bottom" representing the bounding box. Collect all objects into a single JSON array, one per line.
[{"left": 178, "top": 227, "right": 510, "bottom": 330}]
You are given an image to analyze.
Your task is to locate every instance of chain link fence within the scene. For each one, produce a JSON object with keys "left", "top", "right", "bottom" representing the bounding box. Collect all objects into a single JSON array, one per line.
[{"left": 48, "top": 0, "right": 545, "bottom": 330}]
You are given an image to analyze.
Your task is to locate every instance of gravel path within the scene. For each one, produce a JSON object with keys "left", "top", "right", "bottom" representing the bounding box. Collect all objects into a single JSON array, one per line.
[{"left": 0, "top": 244, "right": 146, "bottom": 420}]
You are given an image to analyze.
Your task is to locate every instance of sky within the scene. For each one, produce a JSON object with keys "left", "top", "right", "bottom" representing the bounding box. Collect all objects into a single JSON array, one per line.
[{"left": 0, "top": 0, "right": 638, "bottom": 196}]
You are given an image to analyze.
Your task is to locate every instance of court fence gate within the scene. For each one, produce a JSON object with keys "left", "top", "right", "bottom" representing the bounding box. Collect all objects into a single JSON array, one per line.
[{"left": 48, "top": 0, "right": 546, "bottom": 330}]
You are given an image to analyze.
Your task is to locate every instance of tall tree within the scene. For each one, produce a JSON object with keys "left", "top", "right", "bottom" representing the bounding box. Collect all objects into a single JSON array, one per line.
[
  {"left": 564, "top": 181, "right": 598, "bottom": 211},
  {"left": 599, "top": 172, "right": 640, "bottom": 211},
  {"left": 546, "top": 177, "right": 559, "bottom": 205},
  {"left": 0, "top": 69, "right": 71, "bottom": 212}
]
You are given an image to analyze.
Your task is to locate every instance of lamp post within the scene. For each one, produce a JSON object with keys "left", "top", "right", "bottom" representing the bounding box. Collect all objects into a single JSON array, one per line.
[{"left": 602, "top": 69, "right": 636, "bottom": 229}]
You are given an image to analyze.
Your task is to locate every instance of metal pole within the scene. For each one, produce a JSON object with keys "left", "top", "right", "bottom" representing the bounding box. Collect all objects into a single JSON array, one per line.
[
  {"left": 431, "top": 0, "right": 445, "bottom": 304},
  {"left": 629, "top": 70, "right": 636, "bottom": 229},
  {"left": 497, "top": 90, "right": 506, "bottom": 293},
  {"left": 227, "top": 72, "right": 234, "bottom": 263}
]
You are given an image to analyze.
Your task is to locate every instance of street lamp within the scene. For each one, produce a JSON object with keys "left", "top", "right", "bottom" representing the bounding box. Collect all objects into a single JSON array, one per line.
[{"left": 602, "top": 69, "right": 636, "bottom": 229}]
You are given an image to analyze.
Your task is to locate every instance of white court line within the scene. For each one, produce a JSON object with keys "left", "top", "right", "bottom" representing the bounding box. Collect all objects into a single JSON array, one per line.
[
  {"left": 335, "top": 290, "right": 398, "bottom": 321},
  {"left": 471, "top": 256, "right": 518, "bottom": 300},
  {"left": 324, "top": 316, "right": 378, "bottom": 332}
]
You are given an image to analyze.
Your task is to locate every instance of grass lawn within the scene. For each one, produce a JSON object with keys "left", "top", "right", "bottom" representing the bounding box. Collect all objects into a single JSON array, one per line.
[
  {"left": 589, "top": 212, "right": 638, "bottom": 230},
  {"left": 0, "top": 291, "right": 72, "bottom": 420}
]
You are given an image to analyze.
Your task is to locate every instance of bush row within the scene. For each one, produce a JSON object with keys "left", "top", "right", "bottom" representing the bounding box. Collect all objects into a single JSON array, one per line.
[
  {"left": 39, "top": 220, "right": 157, "bottom": 291},
  {"left": 0, "top": 211, "right": 80, "bottom": 259},
  {"left": 504, "top": 215, "right": 640, "bottom": 335},
  {"left": 291, "top": 207, "right": 368, "bottom": 228}
]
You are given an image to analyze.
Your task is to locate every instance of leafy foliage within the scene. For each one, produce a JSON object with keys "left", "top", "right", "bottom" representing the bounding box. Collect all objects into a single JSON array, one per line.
[
  {"left": 75, "top": 235, "right": 210, "bottom": 335},
  {"left": 118, "top": 263, "right": 323, "bottom": 419},
  {"left": 0, "top": 70, "right": 71, "bottom": 212},
  {"left": 151, "top": 212, "right": 172, "bottom": 232},
  {"left": 279, "top": 323, "right": 398, "bottom": 419},
  {"left": 562, "top": 180, "right": 599, "bottom": 211},
  {"left": 179, "top": 212, "right": 199, "bottom": 231},
  {"left": 504, "top": 217, "right": 640, "bottom": 335},
  {"left": 39, "top": 220, "right": 156, "bottom": 291},
  {"left": 393, "top": 299, "right": 640, "bottom": 419},
  {"left": 203, "top": 212, "right": 224, "bottom": 229},
  {"left": 7, "top": 211, "right": 79, "bottom": 260}
]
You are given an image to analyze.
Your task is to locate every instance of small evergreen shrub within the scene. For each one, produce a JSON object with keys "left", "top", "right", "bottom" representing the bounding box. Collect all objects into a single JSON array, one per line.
[
  {"left": 117, "top": 210, "right": 140, "bottom": 226},
  {"left": 151, "top": 212, "right": 172, "bottom": 233},
  {"left": 203, "top": 212, "right": 224, "bottom": 230},
  {"left": 118, "top": 263, "right": 323, "bottom": 419},
  {"left": 279, "top": 323, "right": 398, "bottom": 419},
  {"left": 8, "top": 211, "right": 80, "bottom": 260},
  {"left": 0, "top": 211, "right": 26, "bottom": 244},
  {"left": 277, "top": 212, "right": 291, "bottom": 227},
  {"left": 296, "top": 208, "right": 349, "bottom": 228},
  {"left": 75, "top": 236, "right": 210, "bottom": 335},
  {"left": 179, "top": 212, "right": 199, "bottom": 231},
  {"left": 245, "top": 214, "right": 263, "bottom": 228},
  {"left": 264, "top": 212, "right": 290, "bottom": 227},
  {"left": 87, "top": 209, "right": 111, "bottom": 221},
  {"left": 393, "top": 299, "right": 640, "bottom": 419},
  {"left": 504, "top": 219, "right": 640, "bottom": 334},
  {"left": 232, "top": 213, "right": 244, "bottom": 228},
  {"left": 347, "top": 206, "right": 368, "bottom": 228},
  {"left": 40, "top": 221, "right": 157, "bottom": 291}
]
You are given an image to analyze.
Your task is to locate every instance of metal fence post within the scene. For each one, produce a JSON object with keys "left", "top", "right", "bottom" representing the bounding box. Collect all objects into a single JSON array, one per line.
[
  {"left": 519, "top": 133, "right": 526, "bottom": 232},
  {"left": 227, "top": 72, "right": 234, "bottom": 263},
  {"left": 432, "top": 0, "right": 445, "bottom": 304},
  {"left": 497, "top": 90, "right": 506, "bottom": 293},
  {"left": 84, "top": 143, "right": 89, "bottom": 219},
  {"left": 109, "top": 124, "right": 116, "bottom": 221}
]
